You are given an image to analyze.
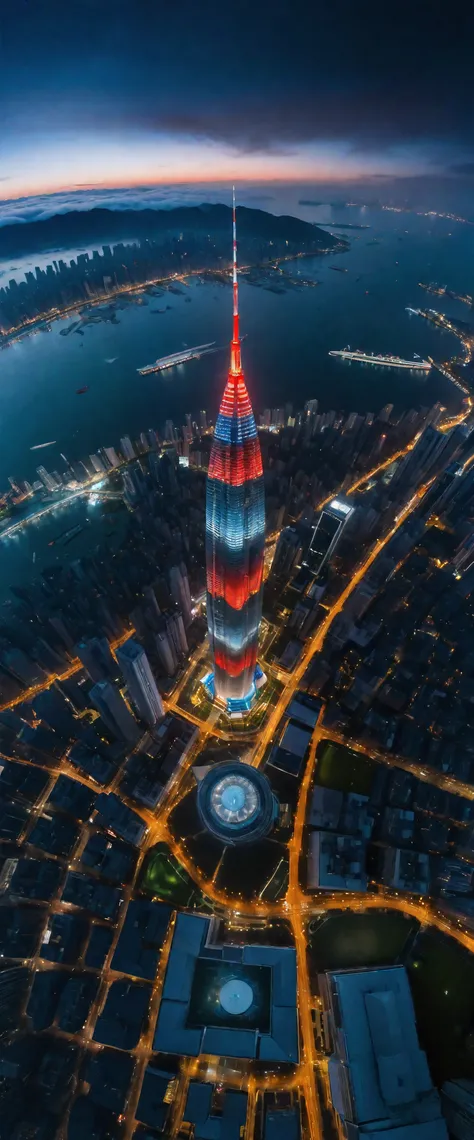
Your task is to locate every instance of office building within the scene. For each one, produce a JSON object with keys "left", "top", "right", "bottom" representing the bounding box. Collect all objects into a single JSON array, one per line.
[
  {"left": 272, "top": 527, "right": 302, "bottom": 577},
  {"left": 169, "top": 564, "right": 192, "bottom": 627},
  {"left": 120, "top": 435, "right": 136, "bottom": 461},
  {"left": 155, "top": 626, "right": 178, "bottom": 675},
  {"left": 75, "top": 637, "right": 117, "bottom": 683},
  {"left": 89, "top": 453, "right": 106, "bottom": 474},
  {"left": 36, "top": 465, "right": 58, "bottom": 492},
  {"left": 306, "top": 497, "right": 354, "bottom": 575},
  {"left": 205, "top": 194, "right": 265, "bottom": 712},
  {"left": 116, "top": 638, "right": 164, "bottom": 727},
  {"left": 103, "top": 446, "right": 121, "bottom": 468},
  {"left": 166, "top": 610, "right": 188, "bottom": 657},
  {"left": 319, "top": 964, "right": 448, "bottom": 1139},
  {"left": 393, "top": 423, "right": 469, "bottom": 491},
  {"left": 89, "top": 680, "right": 140, "bottom": 744}
]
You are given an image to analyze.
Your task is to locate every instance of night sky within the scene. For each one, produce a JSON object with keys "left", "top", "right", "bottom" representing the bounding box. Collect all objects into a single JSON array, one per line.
[{"left": 1, "top": 0, "right": 473, "bottom": 206}]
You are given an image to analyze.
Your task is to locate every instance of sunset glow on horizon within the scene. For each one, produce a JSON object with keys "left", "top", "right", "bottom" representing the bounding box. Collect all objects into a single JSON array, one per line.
[{"left": 0, "top": 131, "right": 436, "bottom": 204}]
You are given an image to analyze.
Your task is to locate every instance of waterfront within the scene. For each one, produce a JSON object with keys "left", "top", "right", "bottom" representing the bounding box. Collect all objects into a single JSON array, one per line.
[
  {"left": 0, "top": 203, "right": 473, "bottom": 602},
  {"left": 1, "top": 208, "right": 472, "bottom": 485},
  {"left": 0, "top": 493, "right": 128, "bottom": 603}
]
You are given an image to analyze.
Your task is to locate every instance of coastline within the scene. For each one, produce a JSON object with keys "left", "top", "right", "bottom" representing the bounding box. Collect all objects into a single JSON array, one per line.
[{"left": 0, "top": 245, "right": 346, "bottom": 350}]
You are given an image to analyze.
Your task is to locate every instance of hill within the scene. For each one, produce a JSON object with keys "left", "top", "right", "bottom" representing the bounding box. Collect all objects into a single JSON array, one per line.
[{"left": 0, "top": 203, "right": 340, "bottom": 260}]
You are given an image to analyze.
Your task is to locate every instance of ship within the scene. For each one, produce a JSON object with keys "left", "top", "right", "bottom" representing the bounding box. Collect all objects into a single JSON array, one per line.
[
  {"left": 30, "top": 441, "right": 56, "bottom": 451},
  {"left": 63, "top": 524, "right": 84, "bottom": 546},
  {"left": 48, "top": 523, "right": 85, "bottom": 548},
  {"left": 137, "top": 342, "right": 216, "bottom": 375},
  {"left": 76, "top": 386, "right": 89, "bottom": 394},
  {"left": 329, "top": 348, "right": 431, "bottom": 371}
]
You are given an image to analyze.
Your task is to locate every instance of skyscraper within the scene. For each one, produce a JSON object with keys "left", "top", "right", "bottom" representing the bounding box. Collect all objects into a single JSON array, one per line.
[
  {"left": 116, "top": 638, "right": 164, "bottom": 727},
  {"left": 168, "top": 564, "right": 192, "bottom": 627},
  {"left": 305, "top": 497, "right": 354, "bottom": 575},
  {"left": 89, "top": 679, "right": 140, "bottom": 744},
  {"left": 75, "top": 637, "right": 118, "bottom": 683},
  {"left": 205, "top": 192, "right": 265, "bottom": 711}
]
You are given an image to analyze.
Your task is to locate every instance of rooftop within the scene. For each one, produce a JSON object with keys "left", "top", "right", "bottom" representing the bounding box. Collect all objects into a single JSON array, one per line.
[
  {"left": 154, "top": 912, "right": 298, "bottom": 1063},
  {"left": 183, "top": 1081, "right": 248, "bottom": 1140},
  {"left": 320, "top": 965, "right": 448, "bottom": 1138},
  {"left": 196, "top": 762, "right": 277, "bottom": 846}
]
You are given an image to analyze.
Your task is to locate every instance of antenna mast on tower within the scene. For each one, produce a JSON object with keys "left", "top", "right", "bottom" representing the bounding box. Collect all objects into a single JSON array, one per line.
[{"left": 230, "top": 186, "right": 241, "bottom": 374}]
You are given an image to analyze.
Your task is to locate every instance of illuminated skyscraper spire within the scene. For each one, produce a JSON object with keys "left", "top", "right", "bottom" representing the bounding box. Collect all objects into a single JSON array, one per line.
[
  {"left": 205, "top": 190, "right": 265, "bottom": 711},
  {"left": 231, "top": 185, "right": 241, "bottom": 375}
]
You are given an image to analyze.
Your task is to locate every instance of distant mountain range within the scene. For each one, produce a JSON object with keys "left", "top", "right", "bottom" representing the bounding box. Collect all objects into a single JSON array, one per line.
[{"left": 0, "top": 204, "right": 340, "bottom": 260}]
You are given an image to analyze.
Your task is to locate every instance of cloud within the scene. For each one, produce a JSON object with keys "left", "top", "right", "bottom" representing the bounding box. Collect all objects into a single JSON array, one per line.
[
  {"left": 449, "top": 162, "right": 474, "bottom": 176},
  {"left": 242, "top": 194, "right": 276, "bottom": 202},
  {"left": 0, "top": 183, "right": 272, "bottom": 230}
]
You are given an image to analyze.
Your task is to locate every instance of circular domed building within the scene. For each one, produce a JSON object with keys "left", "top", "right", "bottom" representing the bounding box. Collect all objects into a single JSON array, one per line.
[{"left": 196, "top": 762, "right": 278, "bottom": 845}]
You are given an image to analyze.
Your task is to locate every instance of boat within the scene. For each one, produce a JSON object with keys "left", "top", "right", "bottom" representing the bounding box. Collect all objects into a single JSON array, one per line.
[
  {"left": 76, "top": 386, "right": 89, "bottom": 394},
  {"left": 329, "top": 348, "right": 431, "bottom": 371},
  {"left": 137, "top": 342, "right": 216, "bottom": 375},
  {"left": 63, "top": 524, "right": 84, "bottom": 546},
  {"left": 30, "top": 441, "right": 56, "bottom": 450},
  {"left": 48, "top": 522, "right": 85, "bottom": 548}
]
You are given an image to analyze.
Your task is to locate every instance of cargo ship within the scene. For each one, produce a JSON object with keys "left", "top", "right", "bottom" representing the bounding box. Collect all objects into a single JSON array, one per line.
[
  {"left": 329, "top": 348, "right": 431, "bottom": 371},
  {"left": 137, "top": 342, "right": 216, "bottom": 375}
]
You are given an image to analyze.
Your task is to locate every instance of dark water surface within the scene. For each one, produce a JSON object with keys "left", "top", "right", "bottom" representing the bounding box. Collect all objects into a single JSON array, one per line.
[{"left": 0, "top": 203, "right": 472, "bottom": 599}]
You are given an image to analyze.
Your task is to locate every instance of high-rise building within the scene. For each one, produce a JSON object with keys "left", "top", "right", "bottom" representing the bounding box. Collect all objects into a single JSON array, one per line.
[
  {"left": 116, "top": 638, "right": 164, "bottom": 727},
  {"left": 205, "top": 193, "right": 265, "bottom": 712},
  {"left": 36, "top": 466, "right": 58, "bottom": 492},
  {"left": 272, "top": 527, "right": 302, "bottom": 577},
  {"left": 120, "top": 436, "right": 136, "bottom": 461},
  {"left": 155, "top": 626, "right": 178, "bottom": 675},
  {"left": 75, "top": 637, "right": 118, "bottom": 683},
  {"left": 103, "top": 446, "right": 121, "bottom": 468},
  {"left": 169, "top": 564, "right": 192, "bottom": 627},
  {"left": 305, "top": 497, "right": 354, "bottom": 575},
  {"left": 392, "top": 423, "right": 469, "bottom": 492},
  {"left": 378, "top": 402, "right": 394, "bottom": 423},
  {"left": 166, "top": 610, "right": 188, "bottom": 657},
  {"left": 89, "top": 680, "right": 140, "bottom": 744},
  {"left": 90, "top": 453, "right": 106, "bottom": 474}
]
